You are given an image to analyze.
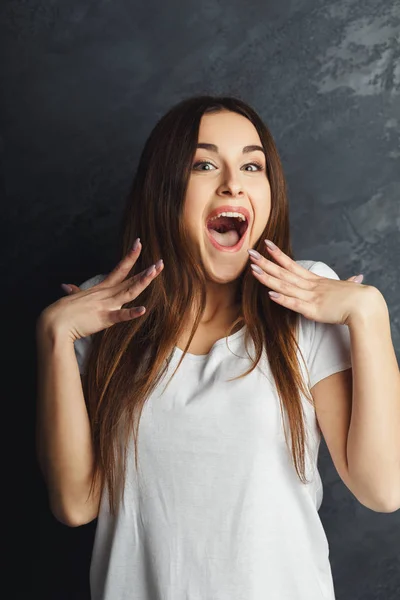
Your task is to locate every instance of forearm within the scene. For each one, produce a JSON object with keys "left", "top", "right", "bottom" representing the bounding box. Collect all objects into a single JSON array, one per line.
[
  {"left": 346, "top": 293, "right": 400, "bottom": 511},
  {"left": 36, "top": 317, "right": 100, "bottom": 526}
]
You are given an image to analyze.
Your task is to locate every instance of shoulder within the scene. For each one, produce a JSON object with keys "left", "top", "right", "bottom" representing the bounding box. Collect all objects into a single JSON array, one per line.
[
  {"left": 294, "top": 259, "right": 345, "bottom": 351},
  {"left": 295, "top": 259, "right": 341, "bottom": 280}
]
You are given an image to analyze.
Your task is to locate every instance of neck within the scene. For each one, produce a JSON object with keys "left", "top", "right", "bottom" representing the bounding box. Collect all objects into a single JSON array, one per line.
[{"left": 198, "top": 279, "right": 241, "bottom": 326}]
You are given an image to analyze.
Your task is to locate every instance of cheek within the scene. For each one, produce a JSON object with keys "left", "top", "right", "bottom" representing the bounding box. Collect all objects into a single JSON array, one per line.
[
  {"left": 184, "top": 187, "right": 206, "bottom": 227},
  {"left": 183, "top": 199, "right": 203, "bottom": 238},
  {"left": 251, "top": 193, "right": 271, "bottom": 241}
]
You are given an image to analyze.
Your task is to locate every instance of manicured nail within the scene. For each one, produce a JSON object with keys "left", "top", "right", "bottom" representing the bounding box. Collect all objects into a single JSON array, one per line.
[
  {"left": 143, "top": 264, "right": 156, "bottom": 277},
  {"left": 61, "top": 283, "right": 72, "bottom": 294},
  {"left": 155, "top": 259, "right": 163, "bottom": 269},
  {"left": 132, "top": 238, "right": 140, "bottom": 252},
  {"left": 264, "top": 239, "right": 277, "bottom": 251},
  {"left": 354, "top": 274, "right": 364, "bottom": 284},
  {"left": 250, "top": 264, "right": 264, "bottom": 274},
  {"left": 133, "top": 306, "right": 146, "bottom": 313},
  {"left": 248, "top": 249, "right": 262, "bottom": 260}
]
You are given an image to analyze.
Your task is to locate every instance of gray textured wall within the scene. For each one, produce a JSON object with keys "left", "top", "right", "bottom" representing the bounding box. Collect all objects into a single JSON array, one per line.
[{"left": 2, "top": 0, "right": 399, "bottom": 598}]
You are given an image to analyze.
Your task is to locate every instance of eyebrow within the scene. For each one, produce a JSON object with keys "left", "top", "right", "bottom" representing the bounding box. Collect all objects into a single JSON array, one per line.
[{"left": 196, "top": 143, "right": 265, "bottom": 156}]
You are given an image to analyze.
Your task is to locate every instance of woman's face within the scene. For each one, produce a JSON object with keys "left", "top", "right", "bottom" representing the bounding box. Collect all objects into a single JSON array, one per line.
[{"left": 183, "top": 110, "right": 271, "bottom": 284}]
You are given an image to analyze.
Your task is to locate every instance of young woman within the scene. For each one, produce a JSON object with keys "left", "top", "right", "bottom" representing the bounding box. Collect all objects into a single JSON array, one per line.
[{"left": 37, "top": 95, "right": 376, "bottom": 600}]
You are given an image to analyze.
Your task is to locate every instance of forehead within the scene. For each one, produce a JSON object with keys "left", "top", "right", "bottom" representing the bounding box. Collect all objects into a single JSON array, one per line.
[{"left": 197, "top": 111, "right": 261, "bottom": 147}]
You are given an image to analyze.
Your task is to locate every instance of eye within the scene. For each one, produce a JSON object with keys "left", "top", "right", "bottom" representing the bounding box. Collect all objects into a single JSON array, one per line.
[
  {"left": 244, "top": 161, "right": 264, "bottom": 172},
  {"left": 192, "top": 161, "right": 216, "bottom": 171},
  {"left": 192, "top": 160, "right": 264, "bottom": 172}
]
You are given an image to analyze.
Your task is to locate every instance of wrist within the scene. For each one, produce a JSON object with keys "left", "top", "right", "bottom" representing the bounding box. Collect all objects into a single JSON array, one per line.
[
  {"left": 346, "top": 287, "right": 389, "bottom": 329},
  {"left": 36, "top": 312, "right": 75, "bottom": 346}
]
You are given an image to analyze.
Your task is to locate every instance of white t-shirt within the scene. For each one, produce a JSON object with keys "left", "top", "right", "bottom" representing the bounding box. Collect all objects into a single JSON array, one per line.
[{"left": 74, "top": 260, "right": 352, "bottom": 600}]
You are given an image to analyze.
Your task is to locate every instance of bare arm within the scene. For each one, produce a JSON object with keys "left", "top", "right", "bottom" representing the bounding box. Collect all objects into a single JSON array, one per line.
[
  {"left": 35, "top": 317, "right": 101, "bottom": 527},
  {"left": 35, "top": 241, "right": 164, "bottom": 526}
]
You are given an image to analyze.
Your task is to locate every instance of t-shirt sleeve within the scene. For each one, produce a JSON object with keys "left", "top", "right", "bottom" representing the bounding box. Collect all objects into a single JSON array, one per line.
[
  {"left": 305, "top": 261, "right": 352, "bottom": 389},
  {"left": 73, "top": 273, "right": 107, "bottom": 375}
]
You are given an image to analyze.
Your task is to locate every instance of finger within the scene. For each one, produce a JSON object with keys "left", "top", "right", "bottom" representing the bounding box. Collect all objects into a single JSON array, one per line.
[
  {"left": 104, "top": 261, "right": 164, "bottom": 326},
  {"left": 262, "top": 241, "right": 318, "bottom": 280},
  {"left": 61, "top": 283, "right": 87, "bottom": 295},
  {"left": 248, "top": 255, "right": 315, "bottom": 291},
  {"left": 119, "top": 259, "right": 164, "bottom": 302},
  {"left": 107, "top": 305, "right": 147, "bottom": 325},
  {"left": 60, "top": 283, "right": 73, "bottom": 294},
  {"left": 61, "top": 283, "right": 85, "bottom": 295},
  {"left": 100, "top": 239, "right": 142, "bottom": 288},
  {"left": 117, "top": 258, "right": 165, "bottom": 292},
  {"left": 347, "top": 274, "right": 364, "bottom": 284}
]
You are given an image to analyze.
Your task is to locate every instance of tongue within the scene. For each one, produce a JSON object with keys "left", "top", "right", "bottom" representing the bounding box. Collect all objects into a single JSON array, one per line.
[{"left": 209, "top": 228, "right": 240, "bottom": 247}]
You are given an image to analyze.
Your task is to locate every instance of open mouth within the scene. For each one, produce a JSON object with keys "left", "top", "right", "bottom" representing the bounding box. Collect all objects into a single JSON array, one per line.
[{"left": 206, "top": 215, "right": 249, "bottom": 249}]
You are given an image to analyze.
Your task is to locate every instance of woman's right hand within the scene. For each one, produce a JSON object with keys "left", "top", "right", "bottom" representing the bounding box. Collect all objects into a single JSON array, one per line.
[{"left": 37, "top": 239, "right": 164, "bottom": 342}]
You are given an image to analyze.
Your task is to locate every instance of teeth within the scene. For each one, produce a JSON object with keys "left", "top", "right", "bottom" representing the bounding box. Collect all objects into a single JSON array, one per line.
[{"left": 208, "top": 211, "right": 247, "bottom": 222}]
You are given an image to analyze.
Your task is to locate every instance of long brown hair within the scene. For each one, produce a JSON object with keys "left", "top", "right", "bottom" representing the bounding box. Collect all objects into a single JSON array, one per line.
[{"left": 84, "top": 95, "right": 315, "bottom": 515}]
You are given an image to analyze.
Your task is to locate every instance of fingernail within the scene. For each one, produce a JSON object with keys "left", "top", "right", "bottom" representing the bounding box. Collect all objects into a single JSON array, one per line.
[
  {"left": 133, "top": 306, "right": 146, "bottom": 313},
  {"left": 264, "top": 239, "right": 277, "bottom": 251},
  {"left": 354, "top": 274, "right": 364, "bottom": 284},
  {"left": 250, "top": 264, "right": 264, "bottom": 274},
  {"left": 61, "top": 283, "right": 72, "bottom": 294},
  {"left": 132, "top": 238, "right": 140, "bottom": 252},
  {"left": 143, "top": 264, "right": 156, "bottom": 277},
  {"left": 155, "top": 259, "right": 163, "bottom": 269},
  {"left": 248, "top": 249, "right": 262, "bottom": 260}
]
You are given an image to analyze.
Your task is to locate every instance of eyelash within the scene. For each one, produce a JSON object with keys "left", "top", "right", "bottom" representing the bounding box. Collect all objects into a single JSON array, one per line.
[{"left": 192, "top": 160, "right": 265, "bottom": 172}]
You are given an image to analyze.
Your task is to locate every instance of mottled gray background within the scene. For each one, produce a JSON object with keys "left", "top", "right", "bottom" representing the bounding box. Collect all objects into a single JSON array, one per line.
[{"left": 1, "top": 0, "right": 399, "bottom": 598}]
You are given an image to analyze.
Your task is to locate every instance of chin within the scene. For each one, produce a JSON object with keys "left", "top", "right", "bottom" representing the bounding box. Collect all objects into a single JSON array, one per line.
[{"left": 203, "top": 261, "right": 244, "bottom": 284}]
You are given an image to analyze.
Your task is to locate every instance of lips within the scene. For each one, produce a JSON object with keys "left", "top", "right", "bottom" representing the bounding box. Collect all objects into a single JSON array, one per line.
[
  {"left": 205, "top": 204, "right": 251, "bottom": 253},
  {"left": 205, "top": 204, "right": 251, "bottom": 227}
]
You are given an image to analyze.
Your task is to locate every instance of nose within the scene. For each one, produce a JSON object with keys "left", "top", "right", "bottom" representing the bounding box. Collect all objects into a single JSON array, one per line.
[
  {"left": 217, "top": 164, "right": 245, "bottom": 197},
  {"left": 221, "top": 184, "right": 243, "bottom": 197},
  {"left": 218, "top": 179, "right": 244, "bottom": 198}
]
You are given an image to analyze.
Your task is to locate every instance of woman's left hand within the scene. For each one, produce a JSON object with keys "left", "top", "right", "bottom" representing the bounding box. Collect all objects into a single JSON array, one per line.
[{"left": 248, "top": 240, "right": 385, "bottom": 327}]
